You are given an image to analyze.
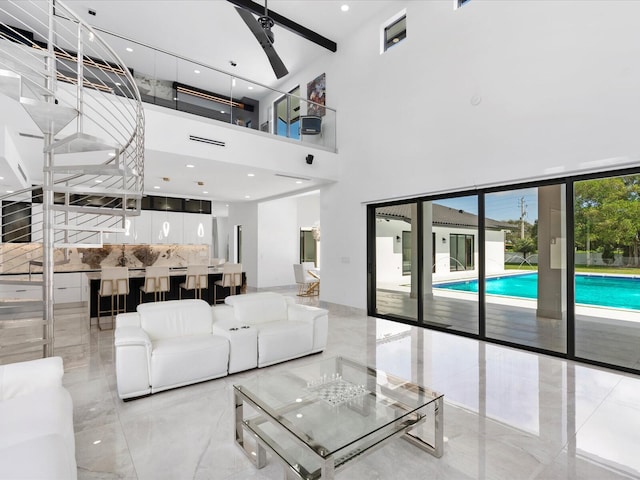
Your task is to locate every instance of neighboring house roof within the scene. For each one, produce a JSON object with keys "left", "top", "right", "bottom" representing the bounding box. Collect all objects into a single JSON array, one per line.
[{"left": 376, "top": 203, "right": 513, "bottom": 231}]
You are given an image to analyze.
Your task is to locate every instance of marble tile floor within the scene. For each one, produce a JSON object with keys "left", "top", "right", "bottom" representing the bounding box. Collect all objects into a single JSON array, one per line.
[{"left": 49, "top": 291, "right": 640, "bottom": 480}]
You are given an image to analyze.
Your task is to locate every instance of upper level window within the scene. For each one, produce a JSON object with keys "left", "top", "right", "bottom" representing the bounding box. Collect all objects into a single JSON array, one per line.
[{"left": 381, "top": 10, "right": 406, "bottom": 53}]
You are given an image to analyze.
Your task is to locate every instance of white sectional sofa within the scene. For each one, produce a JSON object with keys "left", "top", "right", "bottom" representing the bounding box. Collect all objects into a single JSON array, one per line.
[
  {"left": 115, "top": 294, "right": 328, "bottom": 400},
  {"left": 0, "top": 357, "right": 77, "bottom": 480},
  {"left": 213, "top": 292, "right": 328, "bottom": 369}
]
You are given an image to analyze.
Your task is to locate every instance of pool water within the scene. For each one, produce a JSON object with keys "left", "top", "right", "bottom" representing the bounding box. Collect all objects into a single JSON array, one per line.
[{"left": 434, "top": 273, "right": 640, "bottom": 311}]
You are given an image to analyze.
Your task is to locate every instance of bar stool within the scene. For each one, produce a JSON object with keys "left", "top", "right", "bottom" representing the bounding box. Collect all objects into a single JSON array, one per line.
[
  {"left": 179, "top": 264, "right": 208, "bottom": 300},
  {"left": 139, "top": 266, "right": 170, "bottom": 303},
  {"left": 214, "top": 263, "right": 242, "bottom": 304},
  {"left": 97, "top": 266, "right": 129, "bottom": 331}
]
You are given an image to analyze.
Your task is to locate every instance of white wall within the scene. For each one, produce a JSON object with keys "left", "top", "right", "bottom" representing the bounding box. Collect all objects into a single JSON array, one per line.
[
  {"left": 310, "top": 0, "right": 640, "bottom": 309},
  {"left": 227, "top": 202, "right": 258, "bottom": 289},
  {"left": 250, "top": 191, "right": 321, "bottom": 289},
  {"left": 257, "top": 196, "right": 298, "bottom": 287}
]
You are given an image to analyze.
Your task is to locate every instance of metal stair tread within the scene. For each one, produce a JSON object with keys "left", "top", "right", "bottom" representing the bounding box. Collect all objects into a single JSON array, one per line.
[
  {"left": 0, "top": 278, "right": 44, "bottom": 286},
  {"left": 51, "top": 204, "right": 130, "bottom": 216},
  {"left": 0, "top": 318, "right": 47, "bottom": 329},
  {"left": 45, "top": 132, "right": 120, "bottom": 154},
  {"left": 19, "top": 96, "right": 78, "bottom": 135},
  {"left": 50, "top": 185, "right": 143, "bottom": 198},
  {"left": 46, "top": 164, "right": 138, "bottom": 176}
]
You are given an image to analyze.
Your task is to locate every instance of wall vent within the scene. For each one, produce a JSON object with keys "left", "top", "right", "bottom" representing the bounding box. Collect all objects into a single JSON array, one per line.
[
  {"left": 275, "top": 173, "right": 311, "bottom": 181},
  {"left": 189, "top": 135, "right": 225, "bottom": 147}
]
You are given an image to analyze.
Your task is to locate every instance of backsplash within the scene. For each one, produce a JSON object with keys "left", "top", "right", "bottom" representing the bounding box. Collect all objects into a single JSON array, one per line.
[{"left": 0, "top": 243, "right": 210, "bottom": 273}]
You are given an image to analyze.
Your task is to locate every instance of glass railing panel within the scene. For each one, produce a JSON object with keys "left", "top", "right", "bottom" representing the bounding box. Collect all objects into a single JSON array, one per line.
[{"left": 94, "top": 29, "right": 337, "bottom": 151}]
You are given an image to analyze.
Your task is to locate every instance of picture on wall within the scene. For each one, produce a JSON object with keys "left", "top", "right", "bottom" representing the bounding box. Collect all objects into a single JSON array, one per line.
[{"left": 307, "top": 73, "right": 326, "bottom": 117}]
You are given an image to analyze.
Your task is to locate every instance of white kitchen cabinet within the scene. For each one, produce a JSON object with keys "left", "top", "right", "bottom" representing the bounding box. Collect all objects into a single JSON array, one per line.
[
  {"left": 151, "top": 210, "right": 183, "bottom": 244},
  {"left": 183, "top": 214, "right": 212, "bottom": 245},
  {"left": 53, "top": 272, "right": 83, "bottom": 304}
]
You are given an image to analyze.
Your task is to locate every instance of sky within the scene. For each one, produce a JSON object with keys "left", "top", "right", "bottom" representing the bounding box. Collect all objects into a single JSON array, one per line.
[{"left": 434, "top": 187, "right": 539, "bottom": 222}]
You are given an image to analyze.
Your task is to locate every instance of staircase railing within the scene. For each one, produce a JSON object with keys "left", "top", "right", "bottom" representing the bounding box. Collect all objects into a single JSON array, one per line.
[{"left": 0, "top": 0, "right": 145, "bottom": 361}]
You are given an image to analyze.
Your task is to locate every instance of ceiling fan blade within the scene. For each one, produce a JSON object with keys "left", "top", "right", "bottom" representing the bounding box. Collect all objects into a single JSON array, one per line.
[
  {"left": 235, "top": 6, "right": 289, "bottom": 79},
  {"left": 262, "top": 43, "right": 289, "bottom": 79}
]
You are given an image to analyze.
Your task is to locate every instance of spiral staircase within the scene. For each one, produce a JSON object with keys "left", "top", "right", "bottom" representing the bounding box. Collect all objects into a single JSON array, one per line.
[{"left": 0, "top": 0, "right": 144, "bottom": 362}]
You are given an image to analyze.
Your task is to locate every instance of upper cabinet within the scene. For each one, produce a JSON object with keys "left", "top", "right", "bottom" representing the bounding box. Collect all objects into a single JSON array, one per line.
[{"left": 183, "top": 214, "right": 212, "bottom": 245}]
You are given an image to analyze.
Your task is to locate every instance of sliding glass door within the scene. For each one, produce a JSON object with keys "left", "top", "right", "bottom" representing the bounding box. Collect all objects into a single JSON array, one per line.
[
  {"left": 484, "top": 185, "right": 567, "bottom": 353},
  {"left": 368, "top": 169, "right": 640, "bottom": 375},
  {"left": 574, "top": 174, "right": 640, "bottom": 369},
  {"left": 374, "top": 201, "right": 418, "bottom": 321},
  {"left": 423, "top": 197, "right": 479, "bottom": 335}
]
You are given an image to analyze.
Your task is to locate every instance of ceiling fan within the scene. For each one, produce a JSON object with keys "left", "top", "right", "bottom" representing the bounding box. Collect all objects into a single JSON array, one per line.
[{"left": 235, "top": 0, "right": 289, "bottom": 79}]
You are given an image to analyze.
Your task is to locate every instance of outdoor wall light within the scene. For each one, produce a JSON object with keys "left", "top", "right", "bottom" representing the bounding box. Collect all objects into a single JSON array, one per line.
[{"left": 442, "top": 237, "right": 446, "bottom": 244}]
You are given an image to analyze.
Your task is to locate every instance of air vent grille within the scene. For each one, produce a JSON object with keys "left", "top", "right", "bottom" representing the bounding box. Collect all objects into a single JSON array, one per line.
[
  {"left": 189, "top": 135, "right": 225, "bottom": 147},
  {"left": 275, "top": 173, "right": 311, "bottom": 181}
]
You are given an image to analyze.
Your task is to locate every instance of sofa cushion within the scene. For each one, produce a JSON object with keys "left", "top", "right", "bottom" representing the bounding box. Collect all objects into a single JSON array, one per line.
[
  {"left": 150, "top": 335, "right": 229, "bottom": 391},
  {"left": 229, "top": 294, "right": 289, "bottom": 325},
  {"left": 139, "top": 299, "right": 213, "bottom": 340},
  {"left": 0, "top": 357, "right": 63, "bottom": 401}
]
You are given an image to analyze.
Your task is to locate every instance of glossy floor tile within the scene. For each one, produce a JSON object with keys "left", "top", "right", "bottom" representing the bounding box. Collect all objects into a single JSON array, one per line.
[{"left": 51, "top": 290, "right": 640, "bottom": 479}]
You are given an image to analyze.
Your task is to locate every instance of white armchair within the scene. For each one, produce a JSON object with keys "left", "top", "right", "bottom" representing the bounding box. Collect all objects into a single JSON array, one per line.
[{"left": 115, "top": 299, "right": 229, "bottom": 399}]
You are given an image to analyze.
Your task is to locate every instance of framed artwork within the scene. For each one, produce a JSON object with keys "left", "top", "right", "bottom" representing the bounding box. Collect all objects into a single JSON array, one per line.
[{"left": 307, "top": 73, "right": 326, "bottom": 117}]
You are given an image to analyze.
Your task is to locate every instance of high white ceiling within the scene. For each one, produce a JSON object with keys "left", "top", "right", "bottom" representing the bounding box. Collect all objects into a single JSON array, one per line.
[{"left": 1, "top": 0, "right": 393, "bottom": 206}]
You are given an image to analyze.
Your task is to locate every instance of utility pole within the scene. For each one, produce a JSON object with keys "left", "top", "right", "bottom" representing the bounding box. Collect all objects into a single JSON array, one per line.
[{"left": 518, "top": 196, "right": 528, "bottom": 239}]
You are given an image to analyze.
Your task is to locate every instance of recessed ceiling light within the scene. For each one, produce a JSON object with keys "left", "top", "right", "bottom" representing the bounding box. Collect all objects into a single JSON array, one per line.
[
  {"left": 220, "top": 110, "right": 225, "bottom": 114},
  {"left": 341, "top": 4, "right": 349, "bottom": 12},
  {"left": 225, "top": 204, "right": 229, "bottom": 207},
  {"left": 203, "top": 191, "right": 208, "bottom": 194},
  {"left": 6, "top": 190, "right": 14, "bottom": 193},
  {"left": 194, "top": 69, "right": 200, "bottom": 74},
  {"left": 186, "top": 164, "right": 195, "bottom": 168},
  {"left": 153, "top": 186, "right": 160, "bottom": 189},
  {"left": 296, "top": 180, "right": 303, "bottom": 184},
  {"left": 248, "top": 86, "right": 254, "bottom": 90},
  {"left": 247, "top": 173, "right": 255, "bottom": 177},
  {"left": 245, "top": 195, "right": 251, "bottom": 199},
  {"left": 125, "top": 47, "right": 133, "bottom": 52},
  {"left": 107, "top": 152, "right": 116, "bottom": 157},
  {"left": 93, "top": 440, "right": 101, "bottom": 445},
  {"left": 173, "top": 97, "right": 178, "bottom": 101},
  {"left": 95, "top": 179, "right": 103, "bottom": 183},
  {"left": 0, "top": 176, "right": 4, "bottom": 180}
]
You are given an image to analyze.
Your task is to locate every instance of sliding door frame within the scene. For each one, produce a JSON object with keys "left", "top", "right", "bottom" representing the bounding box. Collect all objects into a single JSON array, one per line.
[{"left": 367, "top": 166, "right": 640, "bottom": 376}]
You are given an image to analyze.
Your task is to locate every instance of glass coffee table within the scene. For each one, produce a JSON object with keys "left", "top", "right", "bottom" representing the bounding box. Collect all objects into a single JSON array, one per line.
[{"left": 234, "top": 356, "right": 444, "bottom": 479}]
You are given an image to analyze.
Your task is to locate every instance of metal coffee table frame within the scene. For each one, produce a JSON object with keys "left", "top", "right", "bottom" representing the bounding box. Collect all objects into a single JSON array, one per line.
[{"left": 234, "top": 356, "right": 444, "bottom": 479}]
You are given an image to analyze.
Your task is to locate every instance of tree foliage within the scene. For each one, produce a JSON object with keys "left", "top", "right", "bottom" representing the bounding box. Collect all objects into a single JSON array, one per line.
[{"left": 574, "top": 175, "right": 640, "bottom": 266}]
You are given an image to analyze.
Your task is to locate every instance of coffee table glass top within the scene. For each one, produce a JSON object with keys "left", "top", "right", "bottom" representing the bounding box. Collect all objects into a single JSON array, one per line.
[{"left": 234, "top": 356, "right": 443, "bottom": 473}]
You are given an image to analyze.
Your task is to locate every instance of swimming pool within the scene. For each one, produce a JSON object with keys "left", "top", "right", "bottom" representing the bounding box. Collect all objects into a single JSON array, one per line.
[{"left": 434, "top": 273, "right": 640, "bottom": 311}]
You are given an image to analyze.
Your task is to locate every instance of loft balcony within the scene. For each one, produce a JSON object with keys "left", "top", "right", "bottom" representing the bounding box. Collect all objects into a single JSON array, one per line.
[{"left": 0, "top": 23, "right": 337, "bottom": 152}]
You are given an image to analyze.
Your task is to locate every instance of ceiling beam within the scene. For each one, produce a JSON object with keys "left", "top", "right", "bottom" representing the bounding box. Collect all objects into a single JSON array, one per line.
[{"left": 227, "top": 0, "right": 338, "bottom": 53}]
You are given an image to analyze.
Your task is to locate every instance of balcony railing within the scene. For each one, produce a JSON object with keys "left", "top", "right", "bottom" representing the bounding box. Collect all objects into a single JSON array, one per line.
[{"left": 89, "top": 27, "right": 337, "bottom": 151}]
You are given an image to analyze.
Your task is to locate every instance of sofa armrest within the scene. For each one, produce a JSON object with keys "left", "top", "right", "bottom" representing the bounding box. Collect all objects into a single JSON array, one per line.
[
  {"left": 116, "top": 312, "right": 141, "bottom": 329},
  {"left": 114, "top": 326, "right": 152, "bottom": 400},
  {"left": 287, "top": 304, "right": 327, "bottom": 323},
  {"left": 114, "top": 326, "right": 152, "bottom": 348},
  {"left": 0, "top": 357, "right": 64, "bottom": 401},
  {"left": 287, "top": 304, "right": 328, "bottom": 353},
  {"left": 211, "top": 304, "right": 238, "bottom": 326}
]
